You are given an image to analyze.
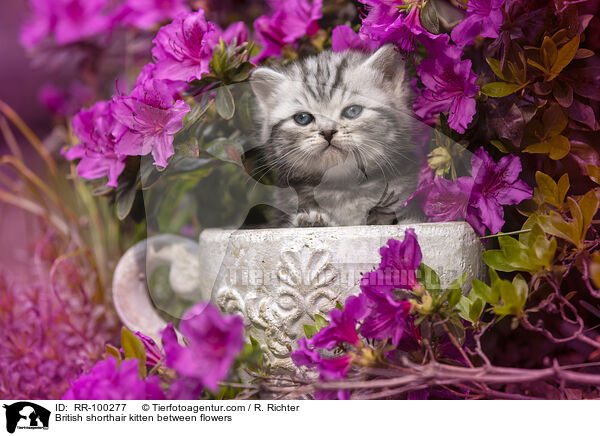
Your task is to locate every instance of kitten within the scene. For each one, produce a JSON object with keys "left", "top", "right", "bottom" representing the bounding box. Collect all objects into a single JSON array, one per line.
[{"left": 250, "top": 45, "right": 424, "bottom": 227}]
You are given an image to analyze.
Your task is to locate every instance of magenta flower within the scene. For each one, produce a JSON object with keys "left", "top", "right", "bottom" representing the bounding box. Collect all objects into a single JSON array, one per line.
[
  {"left": 378, "top": 231, "right": 422, "bottom": 291},
  {"left": 419, "top": 149, "right": 532, "bottom": 235},
  {"left": 317, "top": 355, "right": 353, "bottom": 380},
  {"left": 469, "top": 148, "right": 532, "bottom": 234},
  {"left": 167, "top": 378, "right": 204, "bottom": 400},
  {"left": 65, "top": 100, "right": 126, "bottom": 187},
  {"left": 152, "top": 10, "right": 220, "bottom": 83},
  {"left": 38, "top": 81, "right": 93, "bottom": 117},
  {"left": 311, "top": 294, "right": 369, "bottom": 349},
  {"left": 121, "top": 0, "right": 190, "bottom": 30},
  {"left": 290, "top": 338, "right": 321, "bottom": 368},
  {"left": 331, "top": 25, "right": 379, "bottom": 52},
  {"left": 111, "top": 79, "right": 190, "bottom": 168},
  {"left": 135, "top": 332, "right": 163, "bottom": 368},
  {"left": 135, "top": 63, "right": 187, "bottom": 98},
  {"left": 422, "top": 176, "right": 485, "bottom": 234},
  {"left": 21, "top": 0, "right": 116, "bottom": 49},
  {"left": 160, "top": 302, "right": 244, "bottom": 392},
  {"left": 252, "top": 0, "right": 322, "bottom": 62},
  {"left": 218, "top": 21, "right": 250, "bottom": 45},
  {"left": 358, "top": 0, "right": 403, "bottom": 44},
  {"left": 451, "top": 0, "right": 505, "bottom": 48},
  {"left": 62, "top": 358, "right": 166, "bottom": 400},
  {"left": 414, "top": 47, "right": 479, "bottom": 134},
  {"left": 358, "top": 1, "right": 443, "bottom": 51},
  {"left": 360, "top": 297, "right": 412, "bottom": 346}
]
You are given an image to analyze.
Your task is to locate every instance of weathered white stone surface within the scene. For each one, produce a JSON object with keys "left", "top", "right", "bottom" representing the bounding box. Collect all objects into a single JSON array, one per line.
[{"left": 112, "top": 222, "right": 485, "bottom": 370}]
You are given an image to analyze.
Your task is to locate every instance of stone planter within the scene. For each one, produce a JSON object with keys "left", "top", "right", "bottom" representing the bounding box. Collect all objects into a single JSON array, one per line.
[{"left": 112, "top": 222, "right": 485, "bottom": 370}]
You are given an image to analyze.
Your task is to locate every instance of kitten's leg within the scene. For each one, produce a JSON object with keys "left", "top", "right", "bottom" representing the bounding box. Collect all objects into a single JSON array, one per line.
[
  {"left": 367, "top": 183, "right": 400, "bottom": 225},
  {"left": 291, "top": 210, "right": 335, "bottom": 227}
]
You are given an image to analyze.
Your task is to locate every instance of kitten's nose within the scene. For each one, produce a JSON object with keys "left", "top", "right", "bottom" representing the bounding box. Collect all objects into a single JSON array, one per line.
[{"left": 320, "top": 129, "right": 338, "bottom": 143}]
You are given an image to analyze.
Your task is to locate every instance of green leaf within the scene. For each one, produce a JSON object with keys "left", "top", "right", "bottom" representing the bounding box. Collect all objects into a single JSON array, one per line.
[
  {"left": 490, "top": 139, "right": 513, "bottom": 153},
  {"left": 580, "top": 190, "right": 599, "bottom": 238},
  {"left": 447, "top": 287, "right": 462, "bottom": 308},
  {"left": 524, "top": 135, "right": 570, "bottom": 160},
  {"left": 557, "top": 173, "right": 570, "bottom": 205},
  {"left": 215, "top": 86, "right": 235, "bottom": 120},
  {"left": 512, "top": 274, "right": 529, "bottom": 308},
  {"left": 121, "top": 327, "right": 147, "bottom": 378},
  {"left": 448, "top": 272, "right": 467, "bottom": 291},
  {"left": 535, "top": 171, "right": 560, "bottom": 207},
  {"left": 115, "top": 183, "right": 137, "bottom": 221},
  {"left": 541, "top": 36, "right": 558, "bottom": 70},
  {"left": 481, "top": 82, "right": 524, "bottom": 97},
  {"left": 469, "top": 298, "right": 484, "bottom": 323},
  {"left": 483, "top": 249, "right": 520, "bottom": 272},
  {"left": 456, "top": 296, "right": 472, "bottom": 322},
  {"left": 314, "top": 314, "right": 329, "bottom": 330},
  {"left": 587, "top": 164, "right": 600, "bottom": 185},
  {"left": 538, "top": 212, "right": 580, "bottom": 246},
  {"left": 105, "top": 344, "right": 122, "bottom": 361},
  {"left": 486, "top": 58, "right": 507, "bottom": 81},
  {"left": 550, "top": 35, "right": 580, "bottom": 78},
  {"left": 303, "top": 324, "right": 318, "bottom": 339},
  {"left": 417, "top": 263, "right": 441, "bottom": 295},
  {"left": 471, "top": 279, "right": 499, "bottom": 304}
]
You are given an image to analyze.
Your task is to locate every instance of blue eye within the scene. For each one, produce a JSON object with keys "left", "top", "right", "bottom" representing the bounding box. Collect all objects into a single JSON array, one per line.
[
  {"left": 342, "top": 105, "right": 363, "bottom": 119},
  {"left": 293, "top": 112, "right": 314, "bottom": 126}
]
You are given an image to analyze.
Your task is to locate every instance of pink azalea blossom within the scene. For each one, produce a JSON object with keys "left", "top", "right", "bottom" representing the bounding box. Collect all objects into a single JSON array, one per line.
[
  {"left": 422, "top": 176, "right": 486, "bottom": 234},
  {"left": 152, "top": 10, "right": 220, "bottom": 83},
  {"left": 414, "top": 44, "right": 479, "bottom": 134},
  {"left": 218, "top": 21, "right": 250, "bottom": 45},
  {"left": 252, "top": 0, "right": 323, "bottom": 62},
  {"left": 331, "top": 25, "right": 379, "bottom": 52},
  {"left": 451, "top": 0, "right": 506, "bottom": 48},
  {"left": 111, "top": 79, "right": 190, "bottom": 168},
  {"left": 21, "top": 0, "right": 116, "bottom": 49},
  {"left": 38, "top": 81, "right": 93, "bottom": 117},
  {"left": 65, "top": 100, "right": 127, "bottom": 187},
  {"left": 310, "top": 294, "right": 369, "bottom": 349},
  {"left": 62, "top": 358, "right": 166, "bottom": 400},
  {"left": 358, "top": 1, "right": 443, "bottom": 51},
  {"left": 469, "top": 148, "right": 532, "bottom": 234},
  {"left": 359, "top": 297, "right": 412, "bottom": 346},
  {"left": 418, "top": 149, "right": 532, "bottom": 235},
  {"left": 160, "top": 303, "right": 244, "bottom": 392},
  {"left": 120, "top": 0, "right": 190, "bottom": 30},
  {"left": 317, "top": 355, "right": 353, "bottom": 379},
  {"left": 290, "top": 338, "right": 321, "bottom": 367},
  {"left": 135, "top": 332, "right": 163, "bottom": 368}
]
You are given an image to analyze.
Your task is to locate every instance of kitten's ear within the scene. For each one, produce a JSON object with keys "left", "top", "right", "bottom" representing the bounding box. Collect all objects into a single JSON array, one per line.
[
  {"left": 250, "top": 68, "right": 286, "bottom": 105},
  {"left": 363, "top": 44, "right": 405, "bottom": 83}
]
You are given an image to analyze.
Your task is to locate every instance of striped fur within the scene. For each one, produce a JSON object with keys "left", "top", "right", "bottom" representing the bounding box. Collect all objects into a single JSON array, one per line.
[{"left": 250, "top": 45, "right": 424, "bottom": 227}]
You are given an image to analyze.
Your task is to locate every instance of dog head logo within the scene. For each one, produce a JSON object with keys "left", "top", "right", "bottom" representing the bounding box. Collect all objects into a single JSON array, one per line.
[{"left": 2, "top": 402, "right": 50, "bottom": 433}]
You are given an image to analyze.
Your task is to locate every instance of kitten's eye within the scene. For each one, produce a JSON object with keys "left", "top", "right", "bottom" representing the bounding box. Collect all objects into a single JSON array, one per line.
[
  {"left": 293, "top": 112, "right": 314, "bottom": 126},
  {"left": 342, "top": 105, "right": 363, "bottom": 119}
]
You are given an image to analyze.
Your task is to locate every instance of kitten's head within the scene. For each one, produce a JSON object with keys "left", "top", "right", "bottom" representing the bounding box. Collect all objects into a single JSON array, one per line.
[{"left": 250, "top": 45, "right": 418, "bottom": 184}]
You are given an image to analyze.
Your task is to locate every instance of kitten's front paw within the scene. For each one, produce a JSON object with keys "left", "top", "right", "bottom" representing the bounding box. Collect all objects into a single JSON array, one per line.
[{"left": 292, "top": 211, "right": 333, "bottom": 227}]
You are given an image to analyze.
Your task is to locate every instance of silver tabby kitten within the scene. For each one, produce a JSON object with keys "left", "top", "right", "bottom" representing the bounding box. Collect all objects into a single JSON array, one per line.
[{"left": 250, "top": 45, "right": 423, "bottom": 227}]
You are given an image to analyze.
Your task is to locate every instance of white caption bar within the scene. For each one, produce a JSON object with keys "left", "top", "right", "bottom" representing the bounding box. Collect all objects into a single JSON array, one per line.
[{"left": 0, "top": 400, "right": 596, "bottom": 435}]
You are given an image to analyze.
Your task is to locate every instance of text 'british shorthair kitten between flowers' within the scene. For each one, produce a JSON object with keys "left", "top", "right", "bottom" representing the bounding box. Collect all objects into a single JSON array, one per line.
[{"left": 250, "top": 44, "right": 425, "bottom": 227}]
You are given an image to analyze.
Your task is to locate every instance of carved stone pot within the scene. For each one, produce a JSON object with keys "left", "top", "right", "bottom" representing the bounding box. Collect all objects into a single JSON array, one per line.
[{"left": 112, "top": 222, "right": 485, "bottom": 370}]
